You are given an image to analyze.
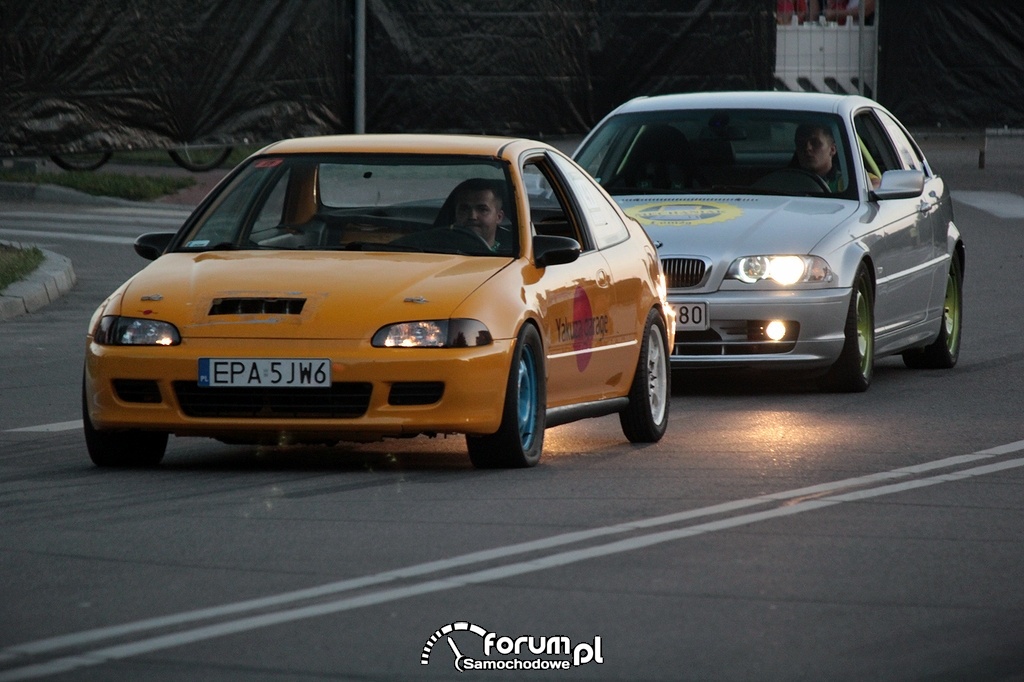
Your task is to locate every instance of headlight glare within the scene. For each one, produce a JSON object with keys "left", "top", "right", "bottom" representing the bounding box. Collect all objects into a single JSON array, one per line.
[
  {"left": 372, "top": 319, "right": 492, "bottom": 348},
  {"left": 768, "top": 256, "right": 807, "bottom": 285},
  {"left": 374, "top": 320, "right": 448, "bottom": 347},
  {"left": 729, "top": 255, "right": 832, "bottom": 285},
  {"left": 94, "top": 316, "right": 181, "bottom": 346}
]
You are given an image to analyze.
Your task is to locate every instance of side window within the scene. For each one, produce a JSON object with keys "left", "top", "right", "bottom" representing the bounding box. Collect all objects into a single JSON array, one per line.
[
  {"left": 876, "top": 110, "right": 924, "bottom": 171},
  {"left": 549, "top": 153, "right": 629, "bottom": 250},
  {"left": 523, "top": 160, "right": 590, "bottom": 251},
  {"left": 854, "top": 111, "right": 900, "bottom": 186}
]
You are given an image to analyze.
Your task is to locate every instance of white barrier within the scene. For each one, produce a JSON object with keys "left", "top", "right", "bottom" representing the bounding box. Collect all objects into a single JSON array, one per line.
[{"left": 774, "top": 20, "right": 877, "bottom": 97}]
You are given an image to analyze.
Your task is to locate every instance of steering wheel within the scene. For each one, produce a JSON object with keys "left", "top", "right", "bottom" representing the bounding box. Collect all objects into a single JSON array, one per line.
[
  {"left": 754, "top": 168, "right": 831, "bottom": 194},
  {"left": 448, "top": 226, "right": 495, "bottom": 252}
]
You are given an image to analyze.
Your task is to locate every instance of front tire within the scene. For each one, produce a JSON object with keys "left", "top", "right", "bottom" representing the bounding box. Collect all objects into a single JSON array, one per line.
[
  {"left": 620, "top": 309, "right": 670, "bottom": 442},
  {"left": 902, "top": 255, "right": 963, "bottom": 369},
  {"left": 467, "top": 324, "right": 546, "bottom": 468},
  {"left": 82, "top": 382, "right": 166, "bottom": 467},
  {"left": 823, "top": 263, "right": 874, "bottom": 392}
]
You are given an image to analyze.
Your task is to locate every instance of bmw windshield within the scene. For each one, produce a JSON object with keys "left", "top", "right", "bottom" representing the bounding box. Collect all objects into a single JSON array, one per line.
[{"left": 575, "top": 109, "right": 858, "bottom": 200}]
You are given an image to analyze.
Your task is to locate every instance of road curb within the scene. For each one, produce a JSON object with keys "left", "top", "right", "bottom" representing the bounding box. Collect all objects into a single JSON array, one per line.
[
  {"left": 0, "top": 241, "right": 77, "bottom": 321},
  {"left": 0, "top": 180, "right": 197, "bottom": 212},
  {"left": 0, "top": 180, "right": 142, "bottom": 207}
]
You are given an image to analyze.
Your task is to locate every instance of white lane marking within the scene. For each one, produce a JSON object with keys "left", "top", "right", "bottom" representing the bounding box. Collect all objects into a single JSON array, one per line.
[
  {"left": 6, "top": 421, "right": 82, "bottom": 433},
  {"left": 953, "top": 191, "right": 1024, "bottom": 219},
  {"left": 2, "top": 440, "right": 1024, "bottom": 680}
]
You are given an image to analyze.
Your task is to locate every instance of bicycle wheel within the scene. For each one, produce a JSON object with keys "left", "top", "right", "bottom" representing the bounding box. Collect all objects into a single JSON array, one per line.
[
  {"left": 49, "top": 151, "right": 112, "bottom": 171},
  {"left": 168, "top": 146, "right": 233, "bottom": 171}
]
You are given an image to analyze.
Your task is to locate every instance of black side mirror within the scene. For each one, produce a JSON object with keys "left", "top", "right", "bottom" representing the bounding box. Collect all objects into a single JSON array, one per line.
[
  {"left": 533, "top": 234, "right": 581, "bottom": 268},
  {"left": 134, "top": 232, "right": 175, "bottom": 261}
]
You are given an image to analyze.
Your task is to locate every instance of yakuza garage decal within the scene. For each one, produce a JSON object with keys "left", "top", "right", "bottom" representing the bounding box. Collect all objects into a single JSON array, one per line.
[{"left": 555, "top": 286, "right": 608, "bottom": 372}]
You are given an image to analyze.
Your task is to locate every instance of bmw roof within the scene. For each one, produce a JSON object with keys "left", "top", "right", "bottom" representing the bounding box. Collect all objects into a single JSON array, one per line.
[{"left": 604, "top": 91, "right": 880, "bottom": 117}]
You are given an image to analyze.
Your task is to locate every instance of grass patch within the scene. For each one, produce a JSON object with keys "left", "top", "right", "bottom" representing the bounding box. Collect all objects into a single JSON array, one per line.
[
  {"left": 0, "top": 168, "right": 195, "bottom": 201},
  {"left": 0, "top": 243, "right": 45, "bottom": 291},
  {"left": 115, "top": 145, "right": 262, "bottom": 167}
]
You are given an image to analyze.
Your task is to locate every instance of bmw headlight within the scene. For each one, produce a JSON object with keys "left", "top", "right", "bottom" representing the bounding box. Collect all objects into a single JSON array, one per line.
[
  {"left": 372, "top": 319, "right": 492, "bottom": 348},
  {"left": 93, "top": 316, "right": 181, "bottom": 346},
  {"left": 727, "top": 255, "right": 832, "bottom": 285}
]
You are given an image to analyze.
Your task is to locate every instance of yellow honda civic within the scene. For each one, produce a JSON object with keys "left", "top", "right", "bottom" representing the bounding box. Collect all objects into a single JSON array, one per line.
[{"left": 83, "top": 135, "right": 674, "bottom": 468}]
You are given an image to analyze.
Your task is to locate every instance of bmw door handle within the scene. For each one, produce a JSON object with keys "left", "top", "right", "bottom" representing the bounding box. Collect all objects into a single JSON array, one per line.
[{"left": 596, "top": 269, "right": 611, "bottom": 287}]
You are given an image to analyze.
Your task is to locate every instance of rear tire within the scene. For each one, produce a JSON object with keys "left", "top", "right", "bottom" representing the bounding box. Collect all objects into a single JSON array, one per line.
[
  {"left": 467, "top": 324, "right": 545, "bottom": 468},
  {"left": 620, "top": 309, "right": 670, "bottom": 442},
  {"left": 822, "top": 263, "right": 874, "bottom": 393},
  {"left": 902, "top": 255, "right": 963, "bottom": 369},
  {"left": 82, "top": 381, "right": 166, "bottom": 467}
]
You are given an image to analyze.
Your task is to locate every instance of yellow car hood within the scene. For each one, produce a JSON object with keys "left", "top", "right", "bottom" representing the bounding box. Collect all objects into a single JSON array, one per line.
[{"left": 118, "top": 251, "right": 507, "bottom": 339}]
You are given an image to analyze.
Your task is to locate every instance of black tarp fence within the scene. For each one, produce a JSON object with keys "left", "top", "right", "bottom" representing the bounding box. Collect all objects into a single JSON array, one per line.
[
  {"left": 366, "top": 0, "right": 776, "bottom": 136},
  {"left": 2, "top": 1, "right": 1022, "bottom": 159},
  {"left": 0, "top": 0, "right": 350, "bottom": 156},
  {"left": 877, "top": 3, "right": 1024, "bottom": 128},
  {"left": 0, "top": 0, "right": 775, "bottom": 157}
]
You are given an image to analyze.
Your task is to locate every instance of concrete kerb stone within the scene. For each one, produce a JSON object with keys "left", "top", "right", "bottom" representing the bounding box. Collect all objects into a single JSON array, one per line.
[
  {"left": 0, "top": 240, "right": 77, "bottom": 321},
  {"left": 0, "top": 180, "right": 143, "bottom": 208},
  {"left": 0, "top": 178, "right": 159, "bottom": 323}
]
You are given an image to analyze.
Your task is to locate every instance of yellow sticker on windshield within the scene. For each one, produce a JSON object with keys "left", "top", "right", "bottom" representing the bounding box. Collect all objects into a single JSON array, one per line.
[{"left": 624, "top": 201, "right": 743, "bottom": 227}]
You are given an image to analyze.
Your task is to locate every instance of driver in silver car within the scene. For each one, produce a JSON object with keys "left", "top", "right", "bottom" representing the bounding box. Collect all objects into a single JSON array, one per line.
[{"left": 794, "top": 122, "right": 845, "bottom": 192}]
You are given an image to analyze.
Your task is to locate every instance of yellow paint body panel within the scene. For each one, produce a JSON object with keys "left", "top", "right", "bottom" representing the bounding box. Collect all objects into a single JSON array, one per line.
[{"left": 84, "top": 134, "right": 673, "bottom": 448}]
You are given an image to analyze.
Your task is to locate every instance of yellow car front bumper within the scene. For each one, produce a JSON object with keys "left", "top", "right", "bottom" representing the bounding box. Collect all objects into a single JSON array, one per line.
[{"left": 84, "top": 337, "right": 515, "bottom": 442}]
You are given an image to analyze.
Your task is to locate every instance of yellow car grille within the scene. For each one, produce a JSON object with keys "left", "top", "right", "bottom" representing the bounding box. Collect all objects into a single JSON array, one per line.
[{"left": 172, "top": 382, "right": 372, "bottom": 418}]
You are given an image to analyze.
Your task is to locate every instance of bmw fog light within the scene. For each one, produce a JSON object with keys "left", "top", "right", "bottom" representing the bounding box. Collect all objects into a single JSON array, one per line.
[{"left": 765, "top": 320, "right": 787, "bottom": 341}]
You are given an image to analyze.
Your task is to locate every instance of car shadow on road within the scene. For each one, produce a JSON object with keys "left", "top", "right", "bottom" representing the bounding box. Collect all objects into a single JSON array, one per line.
[
  {"left": 670, "top": 359, "right": 906, "bottom": 396},
  {"left": 158, "top": 437, "right": 482, "bottom": 473}
]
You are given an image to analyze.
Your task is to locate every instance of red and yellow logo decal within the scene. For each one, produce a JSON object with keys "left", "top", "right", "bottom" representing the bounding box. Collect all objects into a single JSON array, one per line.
[
  {"left": 555, "top": 287, "right": 609, "bottom": 372},
  {"left": 624, "top": 201, "right": 742, "bottom": 227}
]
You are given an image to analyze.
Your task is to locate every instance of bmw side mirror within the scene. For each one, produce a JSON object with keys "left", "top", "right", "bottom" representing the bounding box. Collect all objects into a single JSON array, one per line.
[
  {"left": 871, "top": 170, "right": 925, "bottom": 201},
  {"left": 134, "top": 232, "right": 176, "bottom": 261},
  {"left": 533, "top": 235, "right": 581, "bottom": 268}
]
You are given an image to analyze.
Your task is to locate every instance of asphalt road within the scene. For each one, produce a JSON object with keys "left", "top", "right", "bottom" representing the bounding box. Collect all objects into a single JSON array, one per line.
[{"left": 1, "top": 137, "right": 1023, "bottom": 681}]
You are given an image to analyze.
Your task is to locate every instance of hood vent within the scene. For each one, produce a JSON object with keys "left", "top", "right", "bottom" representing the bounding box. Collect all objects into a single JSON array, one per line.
[{"left": 209, "top": 298, "right": 306, "bottom": 316}]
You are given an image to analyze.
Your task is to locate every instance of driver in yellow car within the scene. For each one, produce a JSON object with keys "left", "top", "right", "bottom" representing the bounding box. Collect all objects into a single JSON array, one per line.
[{"left": 450, "top": 178, "right": 506, "bottom": 251}]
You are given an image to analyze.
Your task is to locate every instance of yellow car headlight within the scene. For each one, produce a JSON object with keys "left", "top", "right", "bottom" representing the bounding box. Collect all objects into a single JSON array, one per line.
[
  {"left": 93, "top": 316, "right": 181, "bottom": 346},
  {"left": 372, "top": 319, "right": 492, "bottom": 348}
]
